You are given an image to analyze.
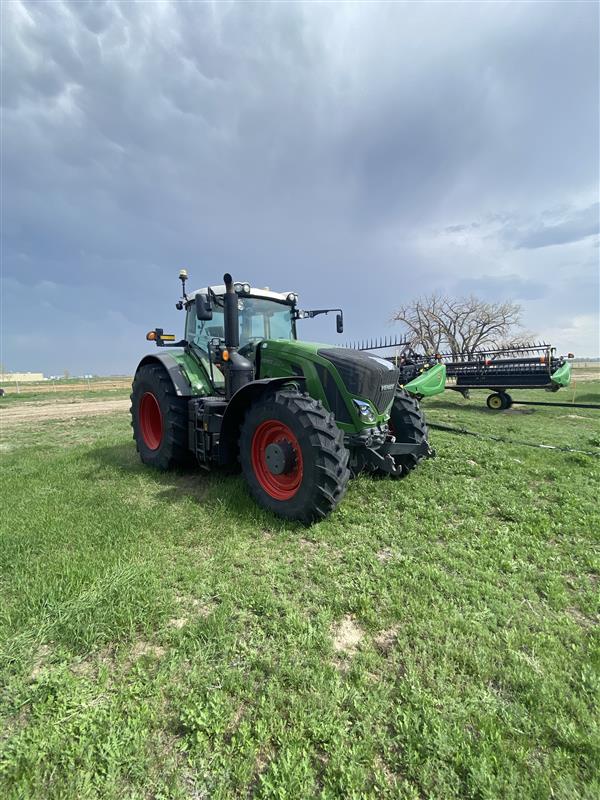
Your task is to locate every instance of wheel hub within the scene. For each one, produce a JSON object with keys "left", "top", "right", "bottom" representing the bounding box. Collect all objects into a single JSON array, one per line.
[
  {"left": 251, "top": 420, "right": 303, "bottom": 500},
  {"left": 264, "top": 441, "right": 296, "bottom": 475}
]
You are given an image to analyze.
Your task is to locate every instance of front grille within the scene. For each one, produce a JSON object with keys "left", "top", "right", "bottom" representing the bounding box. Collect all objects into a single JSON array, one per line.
[
  {"left": 317, "top": 348, "right": 399, "bottom": 413},
  {"left": 314, "top": 364, "right": 353, "bottom": 423}
]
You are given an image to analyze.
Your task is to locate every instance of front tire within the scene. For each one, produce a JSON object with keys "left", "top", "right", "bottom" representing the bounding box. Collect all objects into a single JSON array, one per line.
[
  {"left": 239, "top": 390, "right": 350, "bottom": 524},
  {"left": 131, "top": 363, "right": 191, "bottom": 470},
  {"left": 378, "top": 389, "right": 429, "bottom": 479}
]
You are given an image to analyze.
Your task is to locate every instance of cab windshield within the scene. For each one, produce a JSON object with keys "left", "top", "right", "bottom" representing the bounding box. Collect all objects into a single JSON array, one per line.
[
  {"left": 186, "top": 295, "right": 295, "bottom": 357},
  {"left": 238, "top": 297, "right": 295, "bottom": 346}
]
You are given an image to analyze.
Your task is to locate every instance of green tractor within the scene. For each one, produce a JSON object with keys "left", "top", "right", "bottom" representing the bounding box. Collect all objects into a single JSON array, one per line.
[{"left": 131, "top": 272, "right": 446, "bottom": 523}]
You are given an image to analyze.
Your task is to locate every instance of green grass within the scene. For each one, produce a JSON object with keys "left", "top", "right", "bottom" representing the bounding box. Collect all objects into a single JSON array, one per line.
[
  {"left": 1, "top": 384, "right": 599, "bottom": 799},
  {"left": 0, "top": 388, "right": 130, "bottom": 405}
]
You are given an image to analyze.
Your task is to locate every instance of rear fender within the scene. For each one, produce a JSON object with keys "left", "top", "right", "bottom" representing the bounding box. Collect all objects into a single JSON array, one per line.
[
  {"left": 218, "top": 377, "right": 305, "bottom": 466},
  {"left": 136, "top": 353, "right": 193, "bottom": 396}
]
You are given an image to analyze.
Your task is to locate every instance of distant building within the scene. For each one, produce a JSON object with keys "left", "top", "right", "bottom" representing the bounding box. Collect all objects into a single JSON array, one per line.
[{"left": 0, "top": 372, "right": 44, "bottom": 383}]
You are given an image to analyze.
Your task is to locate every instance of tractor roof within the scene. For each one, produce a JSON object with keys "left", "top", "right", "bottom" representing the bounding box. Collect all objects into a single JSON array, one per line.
[{"left": 189, "top": 285, "right": 296, "bottom": 304}]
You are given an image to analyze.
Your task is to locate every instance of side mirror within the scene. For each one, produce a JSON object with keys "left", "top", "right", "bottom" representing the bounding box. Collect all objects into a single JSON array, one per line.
[
  {"left": 195, "top": 294, "right": 213, "bottom": 321},
  {"left": 336, "top": 312, "right": 344, "bottom": 334}
]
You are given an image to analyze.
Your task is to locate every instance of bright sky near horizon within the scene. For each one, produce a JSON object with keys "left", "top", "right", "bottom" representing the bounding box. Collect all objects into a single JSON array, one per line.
[{"left": 2, "top": 0, "right": 599, "bottom": 375}]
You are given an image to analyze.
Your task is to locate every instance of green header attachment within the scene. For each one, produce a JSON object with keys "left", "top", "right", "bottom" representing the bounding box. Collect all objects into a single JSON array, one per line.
[{"left": 404, "top": 363, "right": 446, "bottom": 398}]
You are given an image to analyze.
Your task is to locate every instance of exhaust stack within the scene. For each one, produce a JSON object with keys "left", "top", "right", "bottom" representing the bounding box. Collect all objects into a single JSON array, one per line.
[
  {"left": 221, "top": 273, "right": 254, "bottom": 399},
  {"left": 223, "top": 273, "right": 240, "bottom": 349}
]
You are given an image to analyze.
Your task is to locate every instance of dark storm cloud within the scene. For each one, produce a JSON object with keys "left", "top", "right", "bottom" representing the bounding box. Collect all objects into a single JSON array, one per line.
[
  {"left": 455, "top": 274, "right": 548, "bottom": 302},
  {"left": 505, "top": 203, "right": 600, "bottom": 249},
  {"left": 2, "top": 0, "right": 599, "bottom": 374}
]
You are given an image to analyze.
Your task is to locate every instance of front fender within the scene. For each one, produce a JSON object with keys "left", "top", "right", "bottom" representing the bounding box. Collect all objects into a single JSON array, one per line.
[{"left": 218, "top": 376, "right": 305, "bottom": 465}]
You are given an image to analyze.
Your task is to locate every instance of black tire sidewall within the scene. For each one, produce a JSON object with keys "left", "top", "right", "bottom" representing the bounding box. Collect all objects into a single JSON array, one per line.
[
  {"left": 487, "top": 393, "right": 503, "bottom": 410},
  {"left": 383, "top": 389, "right": 428, "bottom": 478},
  {"left": 131, "top": 365, "right": 184, "bottom": 469},
  {"left": 389, "top": 397, "right": 426, "bottom": 446},
  {"left": 239, "top": 393, "right": 347, "bottom": 522}
]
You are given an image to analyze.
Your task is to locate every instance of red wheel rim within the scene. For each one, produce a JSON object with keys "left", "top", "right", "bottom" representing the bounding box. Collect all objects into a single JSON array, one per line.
[
  {"left": 251, "top": 420, "right": 303, "bottom": 500},
  {"left": 139, "top": 392, "right": 163, "bottom": 450}
]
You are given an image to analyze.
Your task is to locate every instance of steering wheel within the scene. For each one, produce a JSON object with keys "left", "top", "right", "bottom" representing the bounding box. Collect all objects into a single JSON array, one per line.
[{"left": 238, "top": 337, "right": 263, "bottom": 357}]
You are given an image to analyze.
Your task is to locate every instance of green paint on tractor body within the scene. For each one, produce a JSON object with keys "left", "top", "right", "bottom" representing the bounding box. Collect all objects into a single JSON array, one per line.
[
  {"left": 168, "top": 349, "right": 213, "bottom": 395},
  {"left": 166, "top": 338, "right": 404, "bottom": 433},
  {"left": 257, "top": 339, "right": 393, "bottom": 432}
]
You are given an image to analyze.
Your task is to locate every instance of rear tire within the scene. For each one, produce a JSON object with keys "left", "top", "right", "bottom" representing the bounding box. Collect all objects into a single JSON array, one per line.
[
  {"left": 239, "top": 389, "right": 350, "bottom": 524},
  {"left": 377, "top": 389, "right": 429, "bottom": 479},
  {"left": 131, "top": 363, "right": 191, "bottom": 470}
]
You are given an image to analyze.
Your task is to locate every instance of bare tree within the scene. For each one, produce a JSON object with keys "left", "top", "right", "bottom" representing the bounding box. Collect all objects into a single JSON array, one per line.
[{"left": 392, "top": 293, "right": 524, "bottom": 356}]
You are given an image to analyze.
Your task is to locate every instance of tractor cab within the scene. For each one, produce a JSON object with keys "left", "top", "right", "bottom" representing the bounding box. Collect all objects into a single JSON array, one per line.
[{"left": 185, "top": 284, "right": 297, "bottom": 360}]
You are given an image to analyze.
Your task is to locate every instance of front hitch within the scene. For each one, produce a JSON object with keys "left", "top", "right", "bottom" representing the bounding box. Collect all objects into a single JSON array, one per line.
[{"left": 353, "top": 439, "right": 433, "bottom": 476}]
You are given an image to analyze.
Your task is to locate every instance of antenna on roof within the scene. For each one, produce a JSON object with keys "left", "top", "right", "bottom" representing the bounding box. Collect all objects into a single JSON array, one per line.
[{"left": 176, "top": 269, "right": 188, "bottom": 310}]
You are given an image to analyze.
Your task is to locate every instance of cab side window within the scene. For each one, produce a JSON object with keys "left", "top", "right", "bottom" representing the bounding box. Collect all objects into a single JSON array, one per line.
[
  {"left": 186, "top": 308, "right": 225, "bottom": 353},
  {"left": 185, "top": 307, "right": 225, "bottom": 387}
]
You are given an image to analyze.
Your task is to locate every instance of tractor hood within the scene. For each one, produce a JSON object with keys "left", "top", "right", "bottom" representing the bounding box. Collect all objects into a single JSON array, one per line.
[
  {"left": 316, "top": 346, "right": 400, "bottom": 412},
  {"left": 257, "top": 339, "right": 401, "bottom": 428}
]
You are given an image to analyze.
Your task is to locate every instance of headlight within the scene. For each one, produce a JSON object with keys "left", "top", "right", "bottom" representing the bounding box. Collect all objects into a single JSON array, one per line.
[
  {"left": 353, "top": 399, "right": 376, "bottom": 423},
  {"left": 287, "top": 292, "right": 298, "bottom": 304},
  {"left": 243, "top": 283, "right": 251, "bottom": 293}
]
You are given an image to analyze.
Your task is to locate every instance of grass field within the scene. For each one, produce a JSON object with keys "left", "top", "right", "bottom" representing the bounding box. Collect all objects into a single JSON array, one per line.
[{"left": 1, "top": 382, "right": 599, "bottom": 799}]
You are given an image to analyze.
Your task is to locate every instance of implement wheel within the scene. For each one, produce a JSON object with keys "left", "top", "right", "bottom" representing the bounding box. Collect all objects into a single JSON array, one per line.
[
  {"left": 131, "top": 363, "right": 191, "bottom": 469},
  {"left": 487, "top": 392, "right": 511, "bottom": 411},
  {"left": 239, "top": 389, "right": 350, "bottom": 524},
  {"left": 486, "top": 393, "right": 503, "bottom": 410}
]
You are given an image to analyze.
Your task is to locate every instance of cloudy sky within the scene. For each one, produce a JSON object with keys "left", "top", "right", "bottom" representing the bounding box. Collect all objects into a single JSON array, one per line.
[{"left": 2, "top": 0, "right": 599, "bottom": 375}]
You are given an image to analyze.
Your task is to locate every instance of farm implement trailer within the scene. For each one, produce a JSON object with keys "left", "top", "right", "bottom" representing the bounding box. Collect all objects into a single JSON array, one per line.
[
  {"left": 131, "top": 272, "right": 445, "bottom": 523},
  {"left": 346, "top": 339, "right": 574, "bottom": 410},
  {"left": 437, "top": 343, "right": 573, "bottom": 409}
]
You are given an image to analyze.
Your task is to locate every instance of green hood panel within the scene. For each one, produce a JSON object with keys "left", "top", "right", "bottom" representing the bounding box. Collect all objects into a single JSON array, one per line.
[
  {"left": 403, "top": 363, "right": 447, "bottom": 397},
  {"left": 259, "top": 340, "right": 397, "bottom": 431},
  {"left": 550, "top": 361, "right": 571, "bottom": 387}
]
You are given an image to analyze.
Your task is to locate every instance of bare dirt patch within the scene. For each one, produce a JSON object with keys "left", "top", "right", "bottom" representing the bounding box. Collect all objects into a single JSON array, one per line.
[
  {"left": 168, "top": 617, "right": 189, "bottom": 630},
  {"left": 1, "top": 398, "right": 130, "bottom": 425},
  {"left": 29, "top": 644, "right": 52, "bottom": 681},
  {"left": 566, "top": 607, "right": 597, "bottom": 629},
  {"left": 129, "top": 641, "right": 166, "bottom": 662},
  {"left": 332, "top": 615, "right": 364, "bottom": 657},
  {"left": 374, "top": 624, "right": 401, "bottom": 654},
  {"left": 175, "top": 594, "right": 216, "bottom": 618},
  {"left": 376, "top": 548, "right": 394, "bottom": 562},
  {"left": 571, "top": 369, "right": 600, "bottom": 381}
]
